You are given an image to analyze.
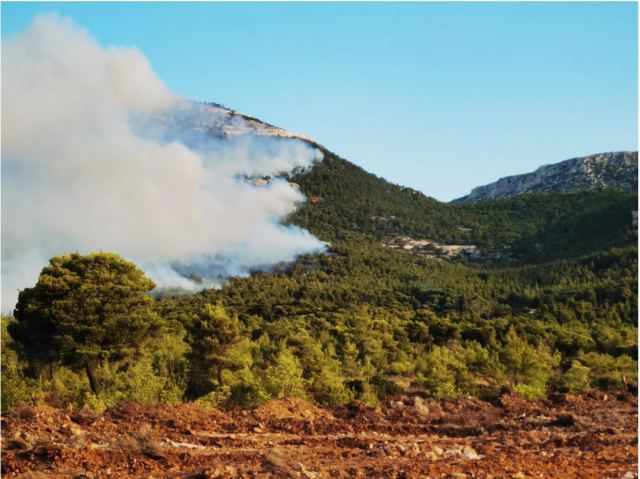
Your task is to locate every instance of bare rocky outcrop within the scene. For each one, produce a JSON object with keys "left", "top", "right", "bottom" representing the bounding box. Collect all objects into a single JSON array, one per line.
[{"left": 454, "top": 151, "right": 638, "bottom": 203}]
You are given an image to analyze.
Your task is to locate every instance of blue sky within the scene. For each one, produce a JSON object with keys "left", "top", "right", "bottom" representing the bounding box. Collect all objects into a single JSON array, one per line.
[{"left": 3, "top": 2, "right": 637, "bottom": 201}]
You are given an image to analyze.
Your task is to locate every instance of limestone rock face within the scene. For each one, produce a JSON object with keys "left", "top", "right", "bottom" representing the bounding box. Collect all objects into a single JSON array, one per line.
[{"left": 454, "top": 152, "right": 638, "bottom": 203}]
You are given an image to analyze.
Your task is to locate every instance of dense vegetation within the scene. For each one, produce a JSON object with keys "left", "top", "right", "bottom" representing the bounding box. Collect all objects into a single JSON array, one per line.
[
  {"left": 2, "top": 149, "right": 637, "bottom": 412},
  {"left": 289, "top": 149, "right": 637, "bottom": 262}
]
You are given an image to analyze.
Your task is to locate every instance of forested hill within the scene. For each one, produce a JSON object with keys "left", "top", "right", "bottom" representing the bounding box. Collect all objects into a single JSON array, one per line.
[
  {"left": 288, "top": 147, "right": 637, "bottom": 263},
  {"left": 3, "top": 105, "right": 638, "bottom": 413}
]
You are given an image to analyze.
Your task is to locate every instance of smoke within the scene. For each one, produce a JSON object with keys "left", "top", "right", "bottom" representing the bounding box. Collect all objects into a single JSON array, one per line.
[{"left": 1, "top": 14, "right": 326, "bottom": 311}]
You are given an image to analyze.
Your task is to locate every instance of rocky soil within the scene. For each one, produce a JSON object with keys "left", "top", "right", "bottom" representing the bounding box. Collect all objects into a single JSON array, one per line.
[{"left": 1, "top": 392, "right": 637, "bottom": 479}]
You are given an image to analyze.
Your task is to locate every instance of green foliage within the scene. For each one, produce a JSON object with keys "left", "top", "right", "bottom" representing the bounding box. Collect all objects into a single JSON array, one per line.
[
  {"left": 499, "top": 329, "right": 560, "bottom": 397},
  {"left": 1, "top": 317, "right": 32, "bottom": 412},
  {"left": 27, "top": 331, "right": 191, "bottom": 412},
  {"left": 577, "top": 352, "right": 637, "bottom": 390},
  {"left": 10, "top": 253, "right": 160, "bottom": 394},
  {"left": 263, "top": 345, "right": 307, "bottom": 399},
  {"left": 561, "top": 360, "right": 591, "bottom": 393},
  {"left": 289, "top": 151, "right": 637, "bottom": 263},
  {"left": 155, "top": 239, "right": 636, "bottom": 405},
  {"left": 1, "top": 152, "right": 637, "bottom": 411},
  {"left": 184, "top": 302, "right": 242, "bottom": 398},
  {"left": 369, "top": 376, "right": 403, "bottom": 399},
  {"left": 415, "top": 345, "right": 470, "bottom": 398},
  {"left": 47, "top": 367, "right": 91, "bottom": 407},
  {"left": 195, "top": 386, "right": 232, "bottom": 410},
  {"left": 147, "top": 331, "right": 191, "bottom": 403},
  {"left": 82, "top": 393, "right": 110, "bottom": 414}
]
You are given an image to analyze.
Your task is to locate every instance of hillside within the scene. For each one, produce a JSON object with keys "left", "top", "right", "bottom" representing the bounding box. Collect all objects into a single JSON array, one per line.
[
  {"left": 454, "top": 151, "right": 638, "bottom": 203},
  {"left": 4, "top": 102, "right": 638, "bottom": 421},
  {"left": 159, "top": 104, "right": 637, "bottom": 265},
  {"left": 288, "top": 148, "right": 637, "bottom": 263},
  {"left": 172, "top": 103, "right": 637, "bottom": 264}
]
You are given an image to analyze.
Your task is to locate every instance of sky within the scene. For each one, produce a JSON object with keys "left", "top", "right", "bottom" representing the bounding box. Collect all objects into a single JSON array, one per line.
[{"left": 2, "top": 2, "right": 637, "bottom": 201}]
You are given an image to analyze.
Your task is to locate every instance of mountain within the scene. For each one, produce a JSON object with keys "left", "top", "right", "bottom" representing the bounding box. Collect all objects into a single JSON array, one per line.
[
  {"left": 289, "top": 151, "right": 636, "bottom": 263},
  {"left": 154, "top": 106, "right": 637, "bottom": 400},
  {"left": 454, "top": 152, "right": 638, "bottom": 203},
  {"left": 176, "top": 102, "right": 637, "bottom": 264},
  {"left": 6, "top": 100, "right": 638, "bottom": 415}
]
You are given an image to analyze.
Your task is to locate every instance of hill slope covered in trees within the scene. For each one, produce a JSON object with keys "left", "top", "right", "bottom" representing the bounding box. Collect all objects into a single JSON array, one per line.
[
  {"left": 2, "top": 111, "right": 637, "bottom": 413},
  {"left": 288, "top": 147, "right": 637, "bottom": 263}
]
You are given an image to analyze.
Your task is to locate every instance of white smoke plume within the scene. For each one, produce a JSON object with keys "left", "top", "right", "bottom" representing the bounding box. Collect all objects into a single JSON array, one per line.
[{"left": 1, "top": 14, "right": 326, "bottom": 311}]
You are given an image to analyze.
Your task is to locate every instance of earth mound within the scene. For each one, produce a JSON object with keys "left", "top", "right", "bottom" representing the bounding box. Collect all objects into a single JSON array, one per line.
[{"left": 254, "top": 397, "right": 334, "bottom": 422}]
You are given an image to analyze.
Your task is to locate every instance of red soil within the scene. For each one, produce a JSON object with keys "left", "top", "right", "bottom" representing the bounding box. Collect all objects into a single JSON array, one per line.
[{"left": 1, "top": 392, "right": 637, "bottom": 478}]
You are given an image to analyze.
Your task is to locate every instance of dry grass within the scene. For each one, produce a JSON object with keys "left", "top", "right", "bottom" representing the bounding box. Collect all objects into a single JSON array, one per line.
[
  {"left": 121, "top": 423, "right": 164, "bottom": 459},
  {"left": 9, "top": 404, "right": 37, "bottom": 422}
]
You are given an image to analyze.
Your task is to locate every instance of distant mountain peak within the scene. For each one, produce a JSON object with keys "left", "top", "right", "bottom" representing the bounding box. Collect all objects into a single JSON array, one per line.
[{"left": 453, "top": 152, "right": 638, "bottom": 203}]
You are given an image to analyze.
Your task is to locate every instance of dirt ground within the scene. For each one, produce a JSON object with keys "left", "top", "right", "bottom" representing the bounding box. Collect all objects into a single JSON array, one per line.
[{"left": 1, "top": 391, "right": 637, "bottom": 479}]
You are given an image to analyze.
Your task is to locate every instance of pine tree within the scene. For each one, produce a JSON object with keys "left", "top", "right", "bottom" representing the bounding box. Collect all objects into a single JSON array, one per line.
[
  {"left": 264, "top": 345, "right": 306, "bottom": 399},
  {"left": 10, "top": 253, "right": 159, "bottom": 394},
  {"left": 185, "top": 303, "right": 241, "bottom": 398}
]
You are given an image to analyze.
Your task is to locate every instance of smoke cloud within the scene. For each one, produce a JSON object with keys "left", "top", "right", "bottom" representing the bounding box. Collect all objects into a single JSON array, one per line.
[{"left": 2, "top": 14, "right": 325, "bottom": 310}]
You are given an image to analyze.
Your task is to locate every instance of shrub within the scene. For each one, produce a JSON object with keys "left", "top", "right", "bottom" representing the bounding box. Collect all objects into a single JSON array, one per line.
[
  {"left": 1, "top": 347, "right": 32, "bottom": 412},
  {"left": 311, "top": 366, "right": 353, "bottom": 405},
  {"left": 263, "top": 346, "right": 306, "bottom": 399},
  {"left": 370, "top": 376, "right": 403, "bottom": 399},
  {"left": 561, "top": 360, "right": 591, "bottom": 393},
  {"left": 578, "top": 352, "right": 637, "bottom": 389},
  {"left": 228, "top": 384, "right": 269, "bottom": 408},
  {"left": 195, "top": 385, "right": 231, "bottom": 409},
  {"left": 499, "top": 328, "right": 560, "bottom": 396},
  {"left": 47, "top": 367, "right": 90, "bottom": 408},
  {"left": 415, "top": 345, "right": 469, "bottom": 398}
]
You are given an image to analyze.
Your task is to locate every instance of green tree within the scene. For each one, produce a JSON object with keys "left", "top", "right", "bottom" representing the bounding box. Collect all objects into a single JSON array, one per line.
[
  {"left": 562, "top": 360, "right": 591, "bottom": 393},
  {"left": 185, "top": 302, "right": 241, "bottom": 398},
  {"left": 264, "top": 345, "right": 306, "bottom": 399},
  {"left": 415, "top": 344, "right": 470, "bottom": 398},
  {"left": 1, "top": 317, "right": 32, "bottom": 412},
  {"left": 499, "top": 328, "right": 560, "bottom": 397},
  {"left": 10, "top": 253, "right": 160, "bottom": 394},
  {"left": 577, "top": 352, "right": 637, "bottom": 390}
]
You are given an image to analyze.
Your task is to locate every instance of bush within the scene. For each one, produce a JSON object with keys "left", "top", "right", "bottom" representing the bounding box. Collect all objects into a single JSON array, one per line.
[
  {"left": 561, "top": 360, "right": 591, "bottom": 393},
  {"left": 1, "top": 347, "right": 32, "bottom": 413},
  {"left": 415, "top": 345, "right": 470, "bottom": 398},
  {"left": 82, "top": 393, "right": 110, "bottom": 413},
  {"left": 514, "top": 383, "right": 547, "bottom": 399},
  {"left": 47, "top": 367, "right": 90, "bottom": 408},
  {"left": 370, "top": 376, "right": 403, "bottom": 399},
  {"left": 228, "top": 384, "right": 269, "bottom": 408},
  {"left": 311, "top": 366, "right": 353, "bottom": 405},
  {"left": 195, "top": 386, "right": 231, "bottom": 410},
  {"left": 578, "top": 352, "right": 637, "bottom": 390},
  {"left": 263, "top": 346, "right": 306, "bottom": 399},
  {"left": 499, "top": 329, "right": 560, "bottom": 396},
  {"left": 113, "top": 357, "right": 169, "bottom": 404}
]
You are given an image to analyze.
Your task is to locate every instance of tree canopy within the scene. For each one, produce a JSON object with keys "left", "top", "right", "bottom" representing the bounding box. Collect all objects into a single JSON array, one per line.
[{"left": 10, "top": 252, "right": 160, "bottom": 393}]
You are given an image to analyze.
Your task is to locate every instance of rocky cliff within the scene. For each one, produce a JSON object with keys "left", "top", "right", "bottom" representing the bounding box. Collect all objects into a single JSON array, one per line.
[{"left": 454, "top": 152, "right": 638, "bottom": 203}]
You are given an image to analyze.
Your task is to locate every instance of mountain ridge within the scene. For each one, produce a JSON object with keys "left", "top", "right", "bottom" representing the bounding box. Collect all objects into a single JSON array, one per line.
[
  {"left": 180, "top": 100, "right": 637, "bottom": 264},
  {"left": 453, "top": 151, "right": 638, "bottom": 203},
  {"left": 186, "top": 101, "right": 637, "bottom": 206}
]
